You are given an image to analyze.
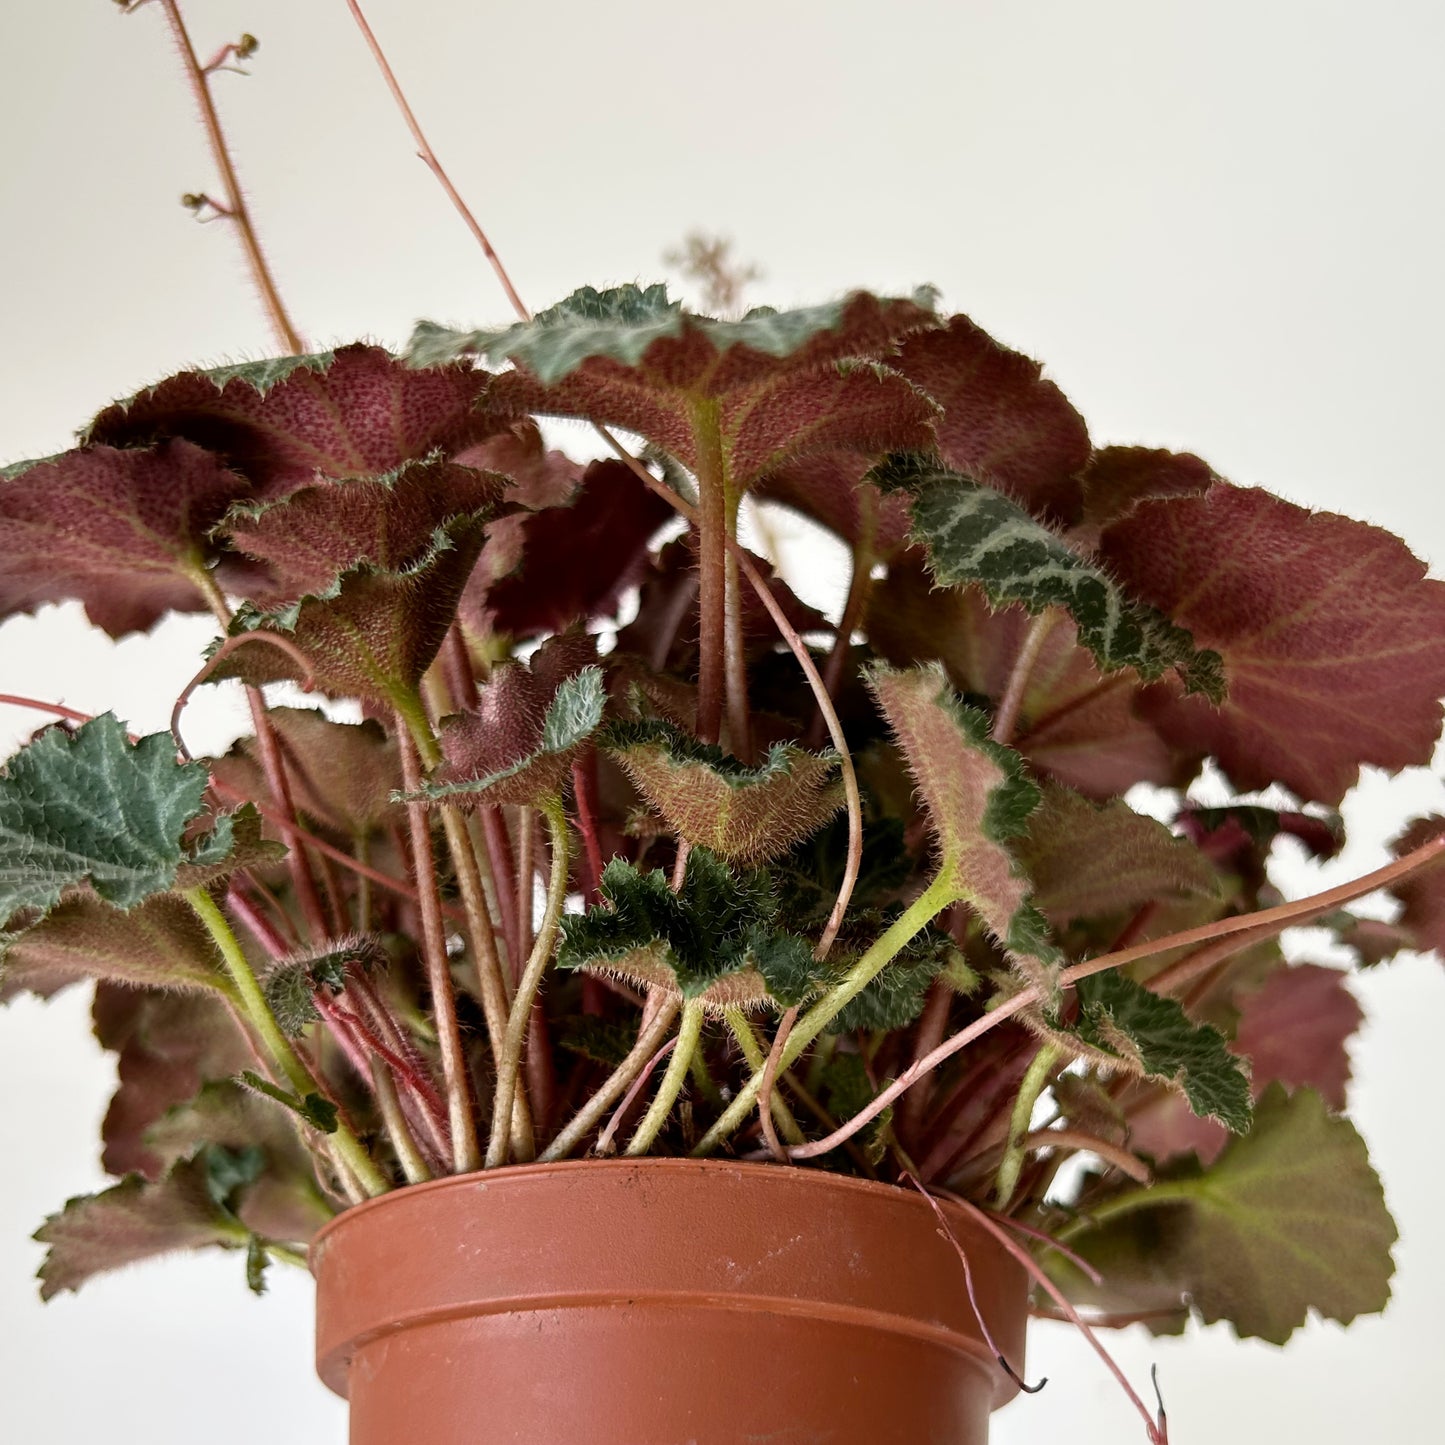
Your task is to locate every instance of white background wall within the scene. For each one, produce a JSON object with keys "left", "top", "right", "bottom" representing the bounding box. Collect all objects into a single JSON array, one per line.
[{"left": 2, "top": 1, "right": 1442, "bottom": 1440}]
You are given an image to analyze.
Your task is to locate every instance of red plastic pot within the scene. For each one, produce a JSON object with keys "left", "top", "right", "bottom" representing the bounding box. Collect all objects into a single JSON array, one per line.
[{"left": 312, "top": 1159, "right": 1029, "bottom": 1444}]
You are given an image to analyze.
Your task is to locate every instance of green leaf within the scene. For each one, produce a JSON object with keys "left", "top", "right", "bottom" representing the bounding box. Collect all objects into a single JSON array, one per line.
[
  {"left": 0, "top": 716, "right": 217, "bottom": 916},
  {"left": 202, "top": 1143, "right": 267, "bottom": 1209},
  {"left": 261, "top": 966, "right": 325, "bottom": 1037},
  {"left": 873, "top": 454, "right": 1224, "bottom": 699},
  {"left": 1065, "top": 971, "right": 1252, "bottom": 1132},
  {"left": 541, "top": 667, "right": 608, "bottom": 751},
  {"left": 258, "top": 934, "right": 381, "bottom": 1038},
  {"left": 773, "top": 811, "right": 913, "bottom": 933},
  {"left": 557, "top": 849, "right": 819, "bottom": 1012},
  {"left": 194, "top": 354, "right": 337, "bottom": 393},
  {"left": 865, "top": 664, "right": 1058, "bottom": 983},
  {"left": 173, "top": 803, "right": 287, "bottom": 892},
  {"left": 410, "top": 284, "right": 685, "bottom": 381},
  {"left": 603, "top": 720, "right": 842, "bottom": 863},
  {"left": 411, "top": 283, "right": 937, "bottom": 385},
  {"left": 33, "top": 1150, "right": 251, "bottom": 1300},
  {"left": 1062, "top": 1086, "right": 1397, "bottom": 1343}
]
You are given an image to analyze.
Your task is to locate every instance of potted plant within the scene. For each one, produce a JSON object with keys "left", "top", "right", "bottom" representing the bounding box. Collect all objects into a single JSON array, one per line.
[{"left": 4, "top": 4, "right": 1444, "bottom": 1443}]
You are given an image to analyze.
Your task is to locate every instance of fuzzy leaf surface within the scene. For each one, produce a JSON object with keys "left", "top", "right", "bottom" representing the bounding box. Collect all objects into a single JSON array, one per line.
[
  {"left": 434, "top": 284, "right": 940, "bottom": 488},
  {"left": 219, "top": 458, "right": 504, "bottom": 601},
  {"left": 1066, "top": 1085, "right": 1396, "bottom": 1343},
  {"left": 139, "top": 1078, "right": 332, "bottom": 1248},
  {"left": 557, "top": 848, "right": 817, "bottom": 1011},
  {"left": 212, "top": 711, "right": 400, "bottom": 836},
  {"left": 1017, "top": 785, "right": 1219, "bottom": 929},
  {"left": 0, "top": 717, "right": 221, "bottom": 916},
  {"left": 892, "top": 315, "right": 1091, "bottom": 523},
  {"left": 866, "top": 664, "right": 1056, "bottom": 977},
  {"left": 1067, "top": 971, "right": 1252, "bottom": 1132},
  {"left": 218, "top": 515, "right": 489, "bottom": 703},
  {"left": 0, "top": 893, "right": 221, "bottom": 1000},
  {"left": 877, "top": 455, "right": 1223, "bottom": 697},
  {"left": 1101, "top": 483, "right": 1445, "bottom": 804},
  {"left": 868, "top": 561, "right": 1196, "bottom": 797},
  {"left": 604, "top": 721, "right": 842, "bottom": 863},
  {"left": 88, "top": 345, "right": 497, "bottom": 492},
  {"left": 1077, "top": 446, "right": 1215, "bottom": 531},
  {"left": 773, "top": 812, "right": 913, "bottom": 933},
  {"left": 0, "top": 441, "right": 251, "bottom": 636},
  {"left": 34, "top": 1147, "right": 256, "bottom": 1300},
  {"left": 421, "top": 650, "right": 604, "bottom": 809},
  {"left": 826, "top": 929, "right": 956, "bottom": 1033}
]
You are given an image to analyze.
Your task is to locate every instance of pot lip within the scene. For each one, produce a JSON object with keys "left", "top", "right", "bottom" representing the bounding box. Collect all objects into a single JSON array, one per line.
[{"left": 312, "top": 1156, "right": 989, "bottom": 1254}]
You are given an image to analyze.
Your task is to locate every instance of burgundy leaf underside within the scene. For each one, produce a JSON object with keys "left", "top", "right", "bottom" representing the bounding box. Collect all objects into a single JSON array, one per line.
[{"left": 1101, "top": 484, "right": 1445, "bottom": 805}]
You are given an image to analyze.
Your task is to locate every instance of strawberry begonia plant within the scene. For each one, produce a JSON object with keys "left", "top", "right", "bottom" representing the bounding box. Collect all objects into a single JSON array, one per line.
[{"left": 6, "top": 3, "right": 1445, "bottom": 1432}]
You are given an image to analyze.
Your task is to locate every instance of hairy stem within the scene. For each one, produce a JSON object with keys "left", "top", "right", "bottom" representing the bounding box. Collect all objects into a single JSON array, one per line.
[
  {"left": 340, "top": 0, "right": 530, "bottom": 322},
  {"left": 395, "top": 724, "right": 480, "bottom": 1174},
  {"left": 156, "top": 0, "right": 303, "bottom": 352},
  {"left": 694, "top": 870, "right": 958, "bottom": 1155},
  {"left": 692, "top": 399, "right": 730, "bottom": 747},
  {"left": 992, "top": 612, "right": 1058, "bottom": 746},
  {"left": 724, "top": 1010, "right": 805, "bottom": 1146},
  {"left": 994, "top": 1042, "right": 1063, "bottom": 1207},
  {"left": 1054, "top": 1178, "right": 1202, "bottom": 1243},
  {"left": 487, "top": 802, "right": 570, "bottom": 1167},
  {"left": 514, "top": 807, "right": 537, "bottom": 962},
  {"left": 369, "top": 1058, "right": 432, "bottom": 1185},
  {"left": 722, "top": 485, "right": 754, "bottom": 762},
  {"left": 480, "top": 807, "right": 521, "bottom": 979},
  {"left": 791, "top": 829, "right": 1445, "bottom": 1161},
  {"left": 210, "top": 779, "right": 468, "bottom": 924},
  {"left": 594, "top": 431, "right": 864, "bottom": 959},
  {"left": 394, "top": 683, "right": 523, "bottom": 1145},
  {"left": 757, "top": 1005, "right": 799, "bottom": 1161},
  {"left": 570, "top": 757, "right": 606, "bottom": 897},
  {"left": 185, "top": 565, "right": 333, "bottom": 943},
  {"left": 538, "top": 996, "right": 682, "bottom": 1162},
  {"left": 806, "top": 545, "right": 874, "bottom": 749},
  {"left": 183, "top": 887, "right": 388, "bottom": 1197},
  {"left": 337, "top": 0, "right": 863, "bottom": 959},
  {"left": 626, "top": 1000, "right": 705, "bottom": 1156}
]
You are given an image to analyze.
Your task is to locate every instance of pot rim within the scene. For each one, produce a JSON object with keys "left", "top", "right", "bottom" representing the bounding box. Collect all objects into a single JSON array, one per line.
[{"left": 310, "top": 1155, "right": 993, "bottom": 1258}]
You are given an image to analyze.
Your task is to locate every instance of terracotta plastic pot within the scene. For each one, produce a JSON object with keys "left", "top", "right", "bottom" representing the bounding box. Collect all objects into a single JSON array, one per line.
[{"left": 312, "top": 1158, "right": 1029, "bottom": 1445}]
